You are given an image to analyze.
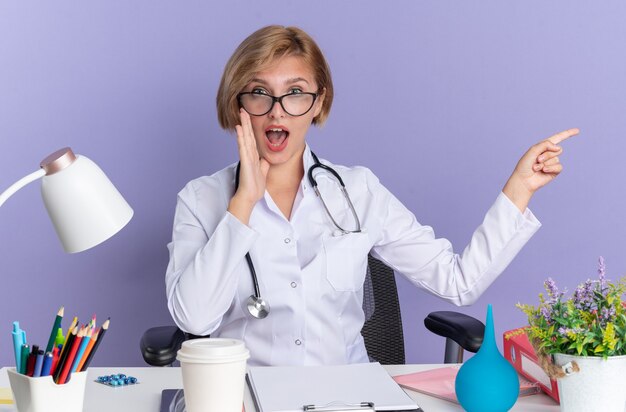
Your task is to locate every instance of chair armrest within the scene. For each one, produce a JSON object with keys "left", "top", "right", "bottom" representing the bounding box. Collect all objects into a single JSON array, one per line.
[
  {"left": 424, "top": 311, "right": 484, "bottom": 353},
  {"left": 140, "top": 326, "right": 186, "bottom": 366}
]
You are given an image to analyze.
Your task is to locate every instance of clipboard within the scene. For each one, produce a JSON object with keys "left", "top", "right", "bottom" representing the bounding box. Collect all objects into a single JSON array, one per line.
[
  {"left": 160, "top": 389, "right": 247, "bottom": 412},
  {"left": 159, "top": 389, "right": 185, "bottom": 412},
  {"left": 247, "top": 362, "right": 423, "bottom": 412}
]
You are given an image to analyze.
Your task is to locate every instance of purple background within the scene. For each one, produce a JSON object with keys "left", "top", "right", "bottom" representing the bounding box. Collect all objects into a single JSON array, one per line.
[{"left": 1, "top": 1, "right": 625, "bottom": 367}]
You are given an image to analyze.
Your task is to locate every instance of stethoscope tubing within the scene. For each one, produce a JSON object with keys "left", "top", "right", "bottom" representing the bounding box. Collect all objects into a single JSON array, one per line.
[{"left": 236, "top": 152, "right": 362, "bottom": 319}]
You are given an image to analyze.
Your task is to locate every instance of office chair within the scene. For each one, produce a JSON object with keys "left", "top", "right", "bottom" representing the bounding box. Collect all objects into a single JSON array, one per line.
[{"left": 140, "top": 255, "right": 485, "bottom": 366}]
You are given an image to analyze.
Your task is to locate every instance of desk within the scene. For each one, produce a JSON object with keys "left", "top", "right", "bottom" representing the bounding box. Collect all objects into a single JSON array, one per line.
[{"left": 0, "top": 365, "right": 560, "bottom": 411}]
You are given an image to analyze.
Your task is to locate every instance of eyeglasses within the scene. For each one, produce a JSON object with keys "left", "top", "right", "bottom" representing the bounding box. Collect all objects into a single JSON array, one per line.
[{"left": 237, "top": 91, "right": 319, "bottom": 117}]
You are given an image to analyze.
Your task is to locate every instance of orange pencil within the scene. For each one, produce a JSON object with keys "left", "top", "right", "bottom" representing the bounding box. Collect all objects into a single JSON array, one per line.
[
  {"left": 81, "top": 318, "right": 109, "bottom": 371},
  {"left": 57, "top": 327, "right": 84, "bottom": 384},
  {"left": 76, "top": 330, "right": 98, "bottom": 372},
  {"left": 70, "top": 327, "right": 93, "bottom": 373}
]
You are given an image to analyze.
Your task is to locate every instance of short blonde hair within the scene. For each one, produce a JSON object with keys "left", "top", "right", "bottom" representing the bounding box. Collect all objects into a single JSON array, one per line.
[{"left": 216, "top": 25, "right": 334, "bottom": 131}]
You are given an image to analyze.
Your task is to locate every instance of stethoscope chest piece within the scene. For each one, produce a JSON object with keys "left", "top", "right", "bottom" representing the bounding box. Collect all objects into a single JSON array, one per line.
[
  {"left": 236, "top": 151, "right": 361, "bottom": 320},
  {"left": 247, "top": 295, "right": 270, "bottom": 319}
]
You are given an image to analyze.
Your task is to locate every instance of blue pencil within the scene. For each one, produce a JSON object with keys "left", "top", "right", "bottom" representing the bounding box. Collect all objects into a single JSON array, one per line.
[{"left": 71, "top": 328, "right": 92, "bottom": 373}]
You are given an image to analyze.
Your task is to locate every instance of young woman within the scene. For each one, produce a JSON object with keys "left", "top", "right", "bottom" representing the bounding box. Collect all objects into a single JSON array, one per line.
[{"left": 165, "top": 25, "right": 578, "bottom": 366}]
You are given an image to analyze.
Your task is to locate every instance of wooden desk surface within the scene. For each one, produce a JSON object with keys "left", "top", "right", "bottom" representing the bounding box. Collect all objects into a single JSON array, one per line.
[{"left": 0, "top": 365, "right": 560, "bottom": 411}]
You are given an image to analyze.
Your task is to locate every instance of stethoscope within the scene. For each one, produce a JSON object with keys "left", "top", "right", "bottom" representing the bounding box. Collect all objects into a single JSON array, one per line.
[{"left": 236, "top": 152, "right": 363, "bottom": 319}]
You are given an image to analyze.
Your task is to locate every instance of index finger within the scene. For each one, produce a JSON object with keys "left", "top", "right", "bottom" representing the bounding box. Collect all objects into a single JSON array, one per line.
[
  {"left": 547, "top": 128, "right": 580, "bottom": 145},
  {"left": 238, "top": 109, "right": 254, "bottom": 147}
]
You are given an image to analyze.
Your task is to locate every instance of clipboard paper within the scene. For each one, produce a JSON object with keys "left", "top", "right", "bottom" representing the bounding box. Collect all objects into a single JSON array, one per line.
[{"left": 247, "top": 362, "right": 421, "bottom": 412}]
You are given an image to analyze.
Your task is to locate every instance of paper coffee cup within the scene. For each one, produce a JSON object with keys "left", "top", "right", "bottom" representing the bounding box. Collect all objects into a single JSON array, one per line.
[{"left": 177, "top": 338, "right": 250, "bottom": 412}]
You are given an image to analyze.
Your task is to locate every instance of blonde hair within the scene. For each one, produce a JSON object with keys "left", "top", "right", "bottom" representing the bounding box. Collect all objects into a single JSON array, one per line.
[{"left": 216, "top": 25, "right": 333, "bottom": 130}]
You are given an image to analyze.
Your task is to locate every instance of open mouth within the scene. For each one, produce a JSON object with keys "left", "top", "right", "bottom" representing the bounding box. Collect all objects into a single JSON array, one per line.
[{"left": 265, "top": 127, "right": 290, "bottom": 152}]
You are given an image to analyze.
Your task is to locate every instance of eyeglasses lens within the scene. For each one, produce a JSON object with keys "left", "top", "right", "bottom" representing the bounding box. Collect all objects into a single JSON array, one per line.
[{"left": 240, "top": 94, "right": 315, "bottom": 116}]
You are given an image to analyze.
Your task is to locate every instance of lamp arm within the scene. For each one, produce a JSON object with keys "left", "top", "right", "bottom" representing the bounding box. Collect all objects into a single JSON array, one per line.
[{"left": 0, "top": 169, "right": 46, "bottom": 208}]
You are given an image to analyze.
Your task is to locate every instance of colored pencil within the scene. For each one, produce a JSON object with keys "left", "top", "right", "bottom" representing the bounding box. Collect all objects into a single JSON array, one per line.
[
  {"left": 59, "top": 317, "right": 78, "bottom": 359},
  {"left": 58, "top": 327, "right": 84, "bottom": 384},
  {"left": 50, "top": 346, "right": 60, "bottom": 376},
  {"left": 53, "top": 326, "right": 77, "bottom": 382},
  {"left": 76, "top": 329, "right": 98, "bottom": 372},
  {"left": 80, "top": 318, "right": 109, "bottom": 371},
  {"left": 45, "top": 306, "right": 64, "bottom": 353},
  {"left": 70, "top": 328, "right": 92, "bottom": 373}
]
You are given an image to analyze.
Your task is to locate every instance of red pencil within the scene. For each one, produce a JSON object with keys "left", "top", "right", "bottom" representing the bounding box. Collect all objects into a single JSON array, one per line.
[
  {"left": 53, "top": 326, "right": 77, "bottom": 382},
  {"left": 57, "top": 327, "right": 84, "bottom": 384},
  {"left": 50, "top": 346, "right": 60, "bottom": 376},
  {"left": 76, "top": 329, "right": 98, "bottom": 372}
]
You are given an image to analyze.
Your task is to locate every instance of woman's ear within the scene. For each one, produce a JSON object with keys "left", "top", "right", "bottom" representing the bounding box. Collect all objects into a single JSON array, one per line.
[{"left": 313, "top": 87, "right": 326, "bottom": 118}]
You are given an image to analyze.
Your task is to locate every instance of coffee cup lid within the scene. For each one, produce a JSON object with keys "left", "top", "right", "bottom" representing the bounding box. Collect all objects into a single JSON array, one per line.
[{"left": 177, "top": 338, "right": 250, "bottom": 364}]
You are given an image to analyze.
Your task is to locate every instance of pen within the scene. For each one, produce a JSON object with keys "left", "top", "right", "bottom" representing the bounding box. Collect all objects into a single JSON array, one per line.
[
  {"left": 19, "top": 344, "right": 29, "bottom": 375},
  {"left": 27, "top": 345, "right": 40, "bottom": 376},
  {"left": 45, "top": 306, "right": 64, "bottom": 353},
  {"left": 11, "top": 321, "right": 26, "bottom": 372},
  {"left": 80, "top": 318, "right": 109, "bottom": 371},
  {"left": 54, "top": 327, "right": 64, "bottom": 348},
  {"left": 41, "top": 352, "right": 54, "bottom": 376},
  {"left": 33, "top": 350, "right": 44, "bottom": 377},
  {"left": 25, "top": 347, "right": 37, "bottom": 377}
]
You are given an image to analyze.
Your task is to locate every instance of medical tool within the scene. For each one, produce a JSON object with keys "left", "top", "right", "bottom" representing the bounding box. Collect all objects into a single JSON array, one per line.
[{"left": 235, "top": 152, "right": 363, "bottom": 319}]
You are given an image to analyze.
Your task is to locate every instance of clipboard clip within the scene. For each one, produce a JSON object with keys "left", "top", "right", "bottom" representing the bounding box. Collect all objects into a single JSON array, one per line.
[{"left": 303, "top": 401, "right": 375, "bottom": 411}]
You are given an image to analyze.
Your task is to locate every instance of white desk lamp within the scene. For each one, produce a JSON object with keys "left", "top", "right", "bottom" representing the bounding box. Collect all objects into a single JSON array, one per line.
[{"left": 0, "top": 147, "right": 133, "bottom": 253}]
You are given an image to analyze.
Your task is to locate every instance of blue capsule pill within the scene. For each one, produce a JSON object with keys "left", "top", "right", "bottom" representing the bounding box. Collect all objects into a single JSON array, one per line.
[{"left": 96, "top": 372, "right": 138, "bottom": 387}]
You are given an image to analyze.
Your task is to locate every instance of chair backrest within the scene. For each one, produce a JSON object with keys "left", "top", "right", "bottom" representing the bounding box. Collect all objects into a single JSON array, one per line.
[
  {"left": 141, "top": 253, "right": 405, "bottom": 366},
  {"left": 361, "top": 254, "right": 405, "bottom": 364}
]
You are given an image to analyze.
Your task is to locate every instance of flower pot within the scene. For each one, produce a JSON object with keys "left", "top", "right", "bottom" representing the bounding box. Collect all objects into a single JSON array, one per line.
[{"left": 553, "top": 353, "right": 626, "bottom": 412}]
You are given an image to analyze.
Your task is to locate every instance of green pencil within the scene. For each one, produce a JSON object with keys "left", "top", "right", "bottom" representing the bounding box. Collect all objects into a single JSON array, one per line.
[{"left": 45, "top": 307, "right": 64, "bottom": 353}]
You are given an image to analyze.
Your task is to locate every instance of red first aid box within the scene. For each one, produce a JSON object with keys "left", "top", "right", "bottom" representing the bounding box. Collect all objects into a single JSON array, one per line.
[{"left": 503, "top": 327, "right": 560, "bottom": 403}]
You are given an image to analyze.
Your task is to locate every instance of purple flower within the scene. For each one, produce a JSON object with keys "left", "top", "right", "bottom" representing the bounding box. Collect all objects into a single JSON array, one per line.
[
  {"left": 574, "top": 279, "right": 594, "bottom": 310},
  {"left": 598, "top": 256, "right": 607, "bottom": 288},
  {"left": 544, "top": 278, "right": 561, "bottom": 304},
  {"left": 557, "top": 327, "right": 583, "bottom": 337},
  {"left": 600, "top": 307, "right": 616, "bottom": 322},
  {"left": 540, "top": 306, "right": 552, "bottom": 323}
]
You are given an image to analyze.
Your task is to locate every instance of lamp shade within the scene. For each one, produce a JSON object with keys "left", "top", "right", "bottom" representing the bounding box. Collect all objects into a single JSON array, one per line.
[{"left": 39, "top": 148, "right": 133, "bottom": 253}]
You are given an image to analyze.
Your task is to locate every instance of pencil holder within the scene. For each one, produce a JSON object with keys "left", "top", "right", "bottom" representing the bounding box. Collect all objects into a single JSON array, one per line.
[{"left": 7, "top": 368, "right": 87, "bottom": 412}]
